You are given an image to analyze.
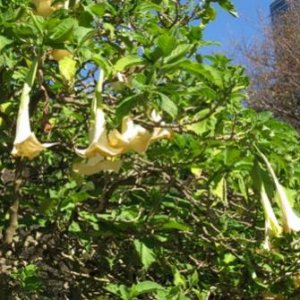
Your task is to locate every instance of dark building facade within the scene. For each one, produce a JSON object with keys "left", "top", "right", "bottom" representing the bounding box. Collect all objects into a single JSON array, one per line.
[
  {"left": 270, "top": 0, "right": 300, "bottom": 22},
  {"left": 269, "top": 0, "right": 300, "bottom": 129}
]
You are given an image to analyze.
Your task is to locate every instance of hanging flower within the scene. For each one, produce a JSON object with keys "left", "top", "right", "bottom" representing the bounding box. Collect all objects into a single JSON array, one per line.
[
  {"left": 259, "top": 150, "right": 300, "bottom": 233},
  {"left": 73, "top": 156, "right": 122, "bottom": 176},
  {"left": 75, "top": 105, "right": 124, "bottom": 158},
  {"left": 74, "top": 71, "right": 174, "bottom": 175},
  {"left": 74, "top": 70, "right": 123, "bottom": 175},
  {"left": 108, "top": 110, "right": 172, "bottom": 154},
  {"left": 260, "top": 183, "right": 282, "bottom": 250},
  {"left": 108, "top": 116, "right": 152, "bottom": 154},
  {"left": 12, "top": 60, "right": 56, "bottom": 160}
]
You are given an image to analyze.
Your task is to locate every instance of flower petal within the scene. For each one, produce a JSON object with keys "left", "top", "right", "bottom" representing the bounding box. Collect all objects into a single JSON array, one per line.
[
  {"left": 73, "top": 156, "right": 122, "bottom": 175},
  {"left": 108, "top": 117, "right": 152, "bottom": 154},
  {"left": 75, "top": 109, "right": 124, "bottom": 158},
  {"left": 12, "top": 133, "right": 56, "bottom": 160},
  {"left": 151, "top": 127, "right": 173, "bottom": 141}
]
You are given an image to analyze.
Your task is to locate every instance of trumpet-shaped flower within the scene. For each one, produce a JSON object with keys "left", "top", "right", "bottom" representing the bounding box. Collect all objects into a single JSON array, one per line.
[
  {"left": 73, "top": 156, "right": 122, "bottom": 175},
  {"left": 108, "top": 110, "right": 172, "bottom": 154},
  {"left": 74, "top": 70, "right": 123, "bottom": 175},
  {"left": 75, "top": 106, "right": 124, "bottom": 158},
  {"left": 108, "top": 117, "right": 152, "bottom": 154},
  {"left": 275, "top": 182, "right": 300, "bottom": 233},
  {"left": 259, "top": 150, "right": 300, "bottom": 233},
  {"left": 12, "top": 61, "right": 56, "bottom": 160},
  {"left": 260, "top": 183, "right": 282, "bottom": 250}
]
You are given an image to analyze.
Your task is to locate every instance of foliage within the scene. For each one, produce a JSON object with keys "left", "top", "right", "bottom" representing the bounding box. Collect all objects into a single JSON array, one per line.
[{"left": 0, "top": 0, "right": 300, "bottom": 299}]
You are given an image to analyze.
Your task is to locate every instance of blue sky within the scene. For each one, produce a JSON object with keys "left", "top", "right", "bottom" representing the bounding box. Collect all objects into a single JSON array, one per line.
[{"left": 204, "top": 0, "right": 273, "bottom": 53}]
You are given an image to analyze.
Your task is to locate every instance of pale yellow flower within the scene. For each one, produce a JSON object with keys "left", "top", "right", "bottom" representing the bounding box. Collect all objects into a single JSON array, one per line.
[
  {"left": 73, "top": 156, "right": 122, "bottom": 175},
  {"left": 12, "top": 62, "right": 56, "bottom": 160},
  {"left": 74, "top": 70, "right": 123, "bottom": 175},
  {"left": 260, "top": 183, "right": 282, "bottom": 250},
  {"left": 75, "top": 107, "right": 124, "bottom": 158},
  {"left": 108, "top": 110, "right": 172, "bottom": 154},
  {"left": 108, "top": 116, "right": 152, "bottom": 154},
  {"left": 259, "top": 150, "right": 300, "bottom": 233}
]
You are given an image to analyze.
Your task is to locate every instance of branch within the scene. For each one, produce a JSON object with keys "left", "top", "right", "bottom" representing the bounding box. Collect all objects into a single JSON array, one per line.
[{"left": 4, "top": 159, "right": 23, "bottom": 246}]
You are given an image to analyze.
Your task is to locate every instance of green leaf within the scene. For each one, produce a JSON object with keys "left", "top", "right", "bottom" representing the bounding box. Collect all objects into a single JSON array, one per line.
[
  {"left": 105, "top": 284, "right": 120, "bottom": 296},
  {"left": 211, "top": 176, "right": 225, "bottom": 201},
  {"left": 31, "top": 14, "right": 44, "bottom": 36},
  {"left": 180, "top": 61, "right": 223, "bottom": 87},
  {"left": 73, "top": 26, "right": 94, "bottom": 46},
  {"left": 202, "top": 65, "right": 223, "bottom": 88},
  {"left": 90, "top": 3, "right": 106, "bottom": 17},
  {"left": 161, "top": 220, "right": 190, "bottom": 231},
  {"left": 136, "top": 3, "right": 163, "bottom": 13},
  {"left": 224, "top": 253, "right": 236, "bottom": 264},
  {"left": 119, "top": 285, "right": 131, "bottom": 300},
  {"left": 174, "top": 269, "right": 186, "bottom": 287},
  {"left": 59, "top": 56, "right": 77, "bottom": 82},
  {"left": 50, "top": 18, "right": 77, "bottom": 42},
  {"left": 114, "top": 55, "right": 144, "bottom": 73},
  {"left": 157, "top": 34, "right": 177, "bottom": 57},
  {"left": 218, "top": 0, "right": 239, "bottom": 17},
  {"left": 133, "top": 240, "right": 156, "bottom": 270},
  {"left": 158, "top": 93, "right": 178, "bottom": 118},
  {"left": 0, "top": 36, "right": 12, "bottom": 52},
  {"left": 224, "top": 148, "right": 241, "bottom": 166},
  {"left": 164, "top": 44, "right": 191, "bottom": 64},
  {"left": 116, "top": 94, "right": 140, "bottom": 119},
  {"left": 134, "top": 281, "right": 163, "bottom": 296}
]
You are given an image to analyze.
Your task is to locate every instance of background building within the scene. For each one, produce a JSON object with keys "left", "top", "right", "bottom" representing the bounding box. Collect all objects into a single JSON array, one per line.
[{"left": 270, "top": 0, "right": 300, "bottom": 22}]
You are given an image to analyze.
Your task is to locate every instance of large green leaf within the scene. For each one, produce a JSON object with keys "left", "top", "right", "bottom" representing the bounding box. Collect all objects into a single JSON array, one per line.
[
  {"left": 49, "top": 18, "right": 77, "bottom": 42},
  {"left": 133, "top": 240, "right": 156, "bottom": 270},
  {"left": 0, "top": 35, "right": 12, "bottom": 52},
  {"left": 158, "top": 92, "right": 178, "bottom": 118},
  {"left": 58, "top": 56, "right": 77, "bottom": 82},
  {"left": 114, "top": 55, "right": 144, "bottom": 73}
]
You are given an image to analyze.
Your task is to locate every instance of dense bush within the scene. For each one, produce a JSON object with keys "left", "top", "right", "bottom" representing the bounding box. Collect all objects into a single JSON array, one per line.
[{"left": 1, "top": 1, "right": 300, "bottom": 299}]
